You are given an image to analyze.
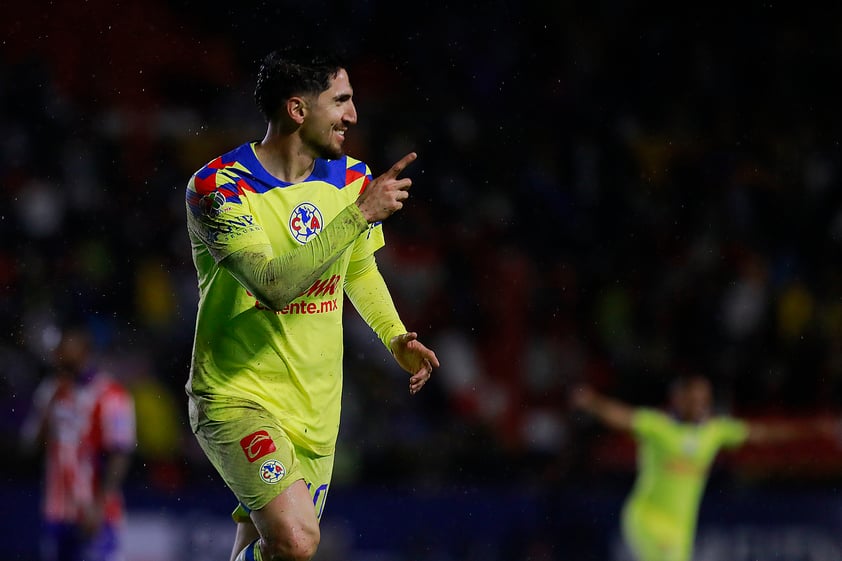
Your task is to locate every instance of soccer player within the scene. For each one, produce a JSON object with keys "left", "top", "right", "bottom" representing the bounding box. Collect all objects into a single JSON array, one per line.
[
  {"left": 185, "top": 47, "right": 440, "bottom": 561},
  {"left": 21, "top": 326, "right": 136, "bottom": 561},
  {"left": 572, "top": 376, "right": 818, "bottom": 561}
]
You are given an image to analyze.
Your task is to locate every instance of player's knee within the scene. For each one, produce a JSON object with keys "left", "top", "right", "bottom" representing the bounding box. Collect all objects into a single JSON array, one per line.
[{"left": 262, "top": 525, "right": 320, "bottom": 561}]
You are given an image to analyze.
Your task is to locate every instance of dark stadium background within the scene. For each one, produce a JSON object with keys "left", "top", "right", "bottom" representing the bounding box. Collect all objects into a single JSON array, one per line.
[{"left": 2, "top": 1, "right": 842, "bottom": 559}]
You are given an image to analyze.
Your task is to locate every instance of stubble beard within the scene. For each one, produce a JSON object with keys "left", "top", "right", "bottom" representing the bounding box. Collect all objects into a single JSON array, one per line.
[
  {"left": 303, "top": 125, "right": 345, "bottom": 161},
  {"left": 318, "top": 143, "right": 344, "bottom": 161}
]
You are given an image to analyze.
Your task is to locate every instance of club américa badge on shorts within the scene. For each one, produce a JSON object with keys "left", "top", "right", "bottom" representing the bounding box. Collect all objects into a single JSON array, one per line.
[
  {"left": 240, "top": 431, "right": 285, "bottom": 483},
  {"left": 289, "top": 202, "right": 324, "bottom": 244},
  {"left": 260, "top": 459, "right": 287, "bottom": 484}
]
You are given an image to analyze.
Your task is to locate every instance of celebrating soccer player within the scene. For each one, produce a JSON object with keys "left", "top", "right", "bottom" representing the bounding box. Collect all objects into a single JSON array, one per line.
[
  {"left": 184, "top": 47, "right": 439, "bottom": 561},
  {"left": 572, "top": 376, "right": 830, "bottom": 561}
]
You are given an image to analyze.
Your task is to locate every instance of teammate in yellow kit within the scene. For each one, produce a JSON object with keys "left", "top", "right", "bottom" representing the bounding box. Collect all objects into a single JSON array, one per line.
[
  {"left": 185, "top": 47, "right": 439, "bottom": 561},
  {"left": 573, "top": 376, "right": 815, "bottom": 561}
]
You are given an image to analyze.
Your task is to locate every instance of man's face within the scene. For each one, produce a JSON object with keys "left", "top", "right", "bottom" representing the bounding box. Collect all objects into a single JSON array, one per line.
[
  {"left": 300, "top": 68, "right": 357, "bottom": 160},
  {"left": 52, "top": 332, "right": 90, "bottom": 378},
  {"left": 673, "top": 377, "right": 712, "bottom": 423}
]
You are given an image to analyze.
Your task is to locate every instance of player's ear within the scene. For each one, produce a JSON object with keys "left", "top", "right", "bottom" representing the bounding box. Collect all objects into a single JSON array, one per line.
[{"left": 286, "top": 96, "right": 307, "bottom": 125}]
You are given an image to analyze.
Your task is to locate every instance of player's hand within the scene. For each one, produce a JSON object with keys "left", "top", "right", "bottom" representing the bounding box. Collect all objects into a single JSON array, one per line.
[
  {"left": 355, "top": 152, "right": 417, "bottom": 223},
  {"left": 390, "top": 332, "right": 439, "bottom": 395}
]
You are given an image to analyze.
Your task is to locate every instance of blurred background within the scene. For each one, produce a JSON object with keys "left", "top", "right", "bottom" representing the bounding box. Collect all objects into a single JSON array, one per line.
[{"left": 3, "top": 1, "right": 842, "bottom": 559}]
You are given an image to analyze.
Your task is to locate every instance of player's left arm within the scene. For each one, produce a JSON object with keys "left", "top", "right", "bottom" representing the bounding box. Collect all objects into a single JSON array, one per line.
[
  {"left": 744, "top": 416, "right": 839, "bottom": 445},
  {"left": 345, "top": 254, "right": 439, "bottom": 394},
  {"left": 83, "top": 449, "right": 132, "bottom": 536}
]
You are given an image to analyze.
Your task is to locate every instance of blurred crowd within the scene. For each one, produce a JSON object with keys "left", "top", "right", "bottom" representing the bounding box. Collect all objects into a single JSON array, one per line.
[{"left": 2, "top": 1, "right": 841, "bottom": 496}]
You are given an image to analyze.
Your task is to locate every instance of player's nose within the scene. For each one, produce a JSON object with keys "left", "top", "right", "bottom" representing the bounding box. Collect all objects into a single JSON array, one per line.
[{"left": 344, "top": 102, "right": 358, "bottom": 125}]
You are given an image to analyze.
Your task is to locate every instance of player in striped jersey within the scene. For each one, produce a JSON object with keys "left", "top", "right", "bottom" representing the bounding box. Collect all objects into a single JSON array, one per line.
[
  {"left": 22, "top": 326, "right": 136, "bottom": 561},
  {"left": 185, "top": 47, "right": 439, "bottom": 561}
]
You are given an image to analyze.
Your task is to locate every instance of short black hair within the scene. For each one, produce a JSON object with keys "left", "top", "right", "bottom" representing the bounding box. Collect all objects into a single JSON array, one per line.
[
  {"left": 669, "top": 373, "right": 710, "bottom": 395},
  {"left": 254, "top": 46, "right": 346, "bottom": 122}
]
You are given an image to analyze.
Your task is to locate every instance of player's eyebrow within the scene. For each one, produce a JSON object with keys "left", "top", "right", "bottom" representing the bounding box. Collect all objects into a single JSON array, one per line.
[{"left": 334, "top": 92, "right": 353, "bottom": 102}]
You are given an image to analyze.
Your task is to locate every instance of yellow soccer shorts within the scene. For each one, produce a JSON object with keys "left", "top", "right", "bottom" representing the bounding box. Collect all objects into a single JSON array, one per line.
[
  {"left": 621, "top": 501, "right": 694, "bottom": 561},
  {"left": 191, "top": 399, "right": 334, "bottom": 522}
]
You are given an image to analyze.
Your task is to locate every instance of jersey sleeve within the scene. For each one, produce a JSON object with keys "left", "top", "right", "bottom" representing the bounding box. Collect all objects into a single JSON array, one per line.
[
  {"left": 713, "top": 416, "right": 750, "bottom": 448},
  {"left": 350, "top": 222, "right": 386, "bottom": 260},
  {"left": 221, "top": 204, "right": 369, "bottom": 311},
  {"left": 347, "top": 164, "right": 385, "bottom": 260},
  {"left": 631, "top": 408, "right": 671, "bottom": 442},
  {"left": 344, "top": 253, "right": 406, "bottom": 348},
  {"left": 186, "top": 169, "right": 269, "bottom": 262},
  {"left": 99, "top": 386, "right": 136, "bottom": 452}
]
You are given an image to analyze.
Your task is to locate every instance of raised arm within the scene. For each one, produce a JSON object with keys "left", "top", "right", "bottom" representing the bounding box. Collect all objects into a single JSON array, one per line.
[
  {"left": 744, "top": 416, "right": 839, "bottom": 445},
  {"left": 218, "top": 152, "right": 419, "bottom": 311},
  {"left": 572, "top": 385, "right": 636, "bottom": 432},
  {"left": 222, "top": 204, "right": 368, "bottom": 310}
]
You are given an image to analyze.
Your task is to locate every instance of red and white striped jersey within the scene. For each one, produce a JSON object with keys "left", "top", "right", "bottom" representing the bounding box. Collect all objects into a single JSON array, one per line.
[{"left": 25, "top": 370, "right": 135, "bottom": 523}]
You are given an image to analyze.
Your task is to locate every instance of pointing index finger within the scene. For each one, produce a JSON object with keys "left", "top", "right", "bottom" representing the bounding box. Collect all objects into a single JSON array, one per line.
[{"left": 385, "top": 152, "right": 417, "bottom": 178}]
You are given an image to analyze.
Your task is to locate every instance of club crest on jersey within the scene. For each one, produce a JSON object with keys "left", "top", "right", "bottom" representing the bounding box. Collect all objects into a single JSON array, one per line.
[
  {"left": 260, "top": 459, "right": 286, "bottom": 484},
  {"left": 681, "top": 433, "right": 700, "bottom": 455},
  {"left": 289, "top": 202, "right": 323, "bottom": 244},
  {"left": 199, "top": 191, "right": 226, "bottom": 217}
]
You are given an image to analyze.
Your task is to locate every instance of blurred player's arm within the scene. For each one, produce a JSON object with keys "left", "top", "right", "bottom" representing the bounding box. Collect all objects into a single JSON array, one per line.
[
  {"left": 82, "top": 449, "right": 132, "bottom": 537},
  {"left": 101, "top": 451, "right": 133, "bottom": 496},
  {"left": 744, "top": 416, "right": 839, "bottom": 445},
  {"left": 745, "top": 422, "right": 801, "bottom": 444},
  {"left": 20, "top": 379, "right": 63, "bottom": 454},
  {"left": 222, "top": 204, "right": 369, "bottom": 311},
  {"left": 84, "top": 391, "right": 136, "bottom": 536},
  {"left": 572, "top": 385, "right": 635, "bottom": 432}
]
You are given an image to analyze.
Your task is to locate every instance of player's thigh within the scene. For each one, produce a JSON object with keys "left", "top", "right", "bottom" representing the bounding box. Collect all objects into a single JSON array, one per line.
[
  {"left": 239, "top": 453, "right": 333, "bottom": 559},
  {"left": 622, "top": 504, "right": 689, "bottom": 561},
  {"left": 193, "top": 406, "right": 306, "bottom": 512}
]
